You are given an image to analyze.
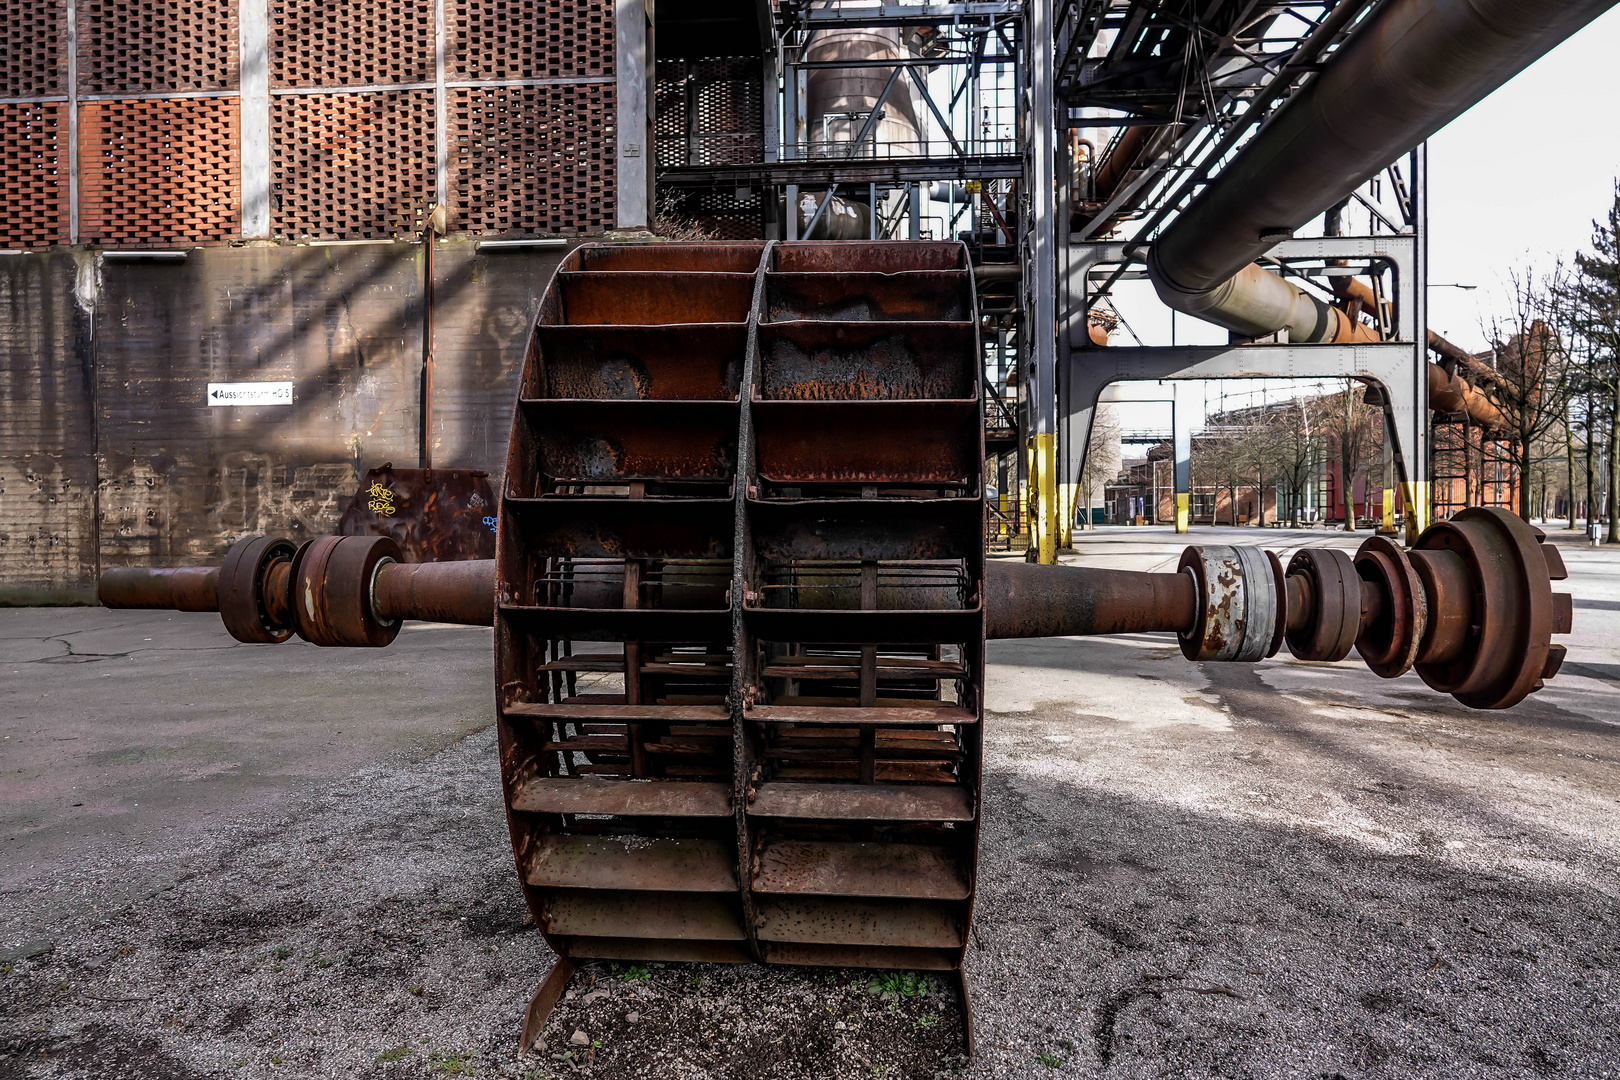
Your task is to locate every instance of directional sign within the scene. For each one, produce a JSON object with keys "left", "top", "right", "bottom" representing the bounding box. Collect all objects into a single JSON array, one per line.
[{"left": 207, "top": 382, "right": 294, "bottom": 407}]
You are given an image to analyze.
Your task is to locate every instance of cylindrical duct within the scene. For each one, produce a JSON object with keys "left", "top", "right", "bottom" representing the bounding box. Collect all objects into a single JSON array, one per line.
[{"left": 1153, "top": 0, "right": 1614, "bottom": 296}]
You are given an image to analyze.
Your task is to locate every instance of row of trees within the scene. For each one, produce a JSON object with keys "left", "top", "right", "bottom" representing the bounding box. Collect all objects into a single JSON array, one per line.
[{"left": 1191, "top": 386, "right": 1384, "bottom": 528}]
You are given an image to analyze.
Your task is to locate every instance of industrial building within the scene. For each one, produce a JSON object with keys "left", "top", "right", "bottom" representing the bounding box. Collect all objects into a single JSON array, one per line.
[{"left": 1, "top": 0, "right": 1616, "bottom": 1074}]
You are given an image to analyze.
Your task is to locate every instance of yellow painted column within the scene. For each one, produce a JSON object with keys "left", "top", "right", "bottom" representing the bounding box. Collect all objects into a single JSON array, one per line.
[
  {"left": 1058, "top": 481, "right": 1075, "bottom": 548},
  {"left": 1174, "top": 492, "right": 1190, "bottom": 533},
  {"left": 1401, "top": 480, "right": 1431, "bottom": 545},
  {"left": 1033, "top": 432, "right": 1058, "bottom": 564}
]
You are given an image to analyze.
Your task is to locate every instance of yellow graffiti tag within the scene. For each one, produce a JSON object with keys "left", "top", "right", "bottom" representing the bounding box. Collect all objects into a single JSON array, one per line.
[{"left": 367, "top": 482, "right": 397, "bottom": 516}]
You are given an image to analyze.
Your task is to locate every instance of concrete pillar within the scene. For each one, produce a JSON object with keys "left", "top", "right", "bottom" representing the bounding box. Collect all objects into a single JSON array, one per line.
[
  {"left": 615, "top": 0, "right": 652, "bottom": 229},
  {"left": 1173, "top": 382, "right": 1191, "bottom": 533},
  {"left": 1027, "top": 0, "right": 1058, "bottom": 563}
]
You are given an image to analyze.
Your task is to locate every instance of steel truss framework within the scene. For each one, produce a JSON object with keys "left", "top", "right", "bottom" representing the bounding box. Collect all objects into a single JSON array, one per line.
[{"left": 1017, "top": 0, "right": 1439, "bottom": 556}]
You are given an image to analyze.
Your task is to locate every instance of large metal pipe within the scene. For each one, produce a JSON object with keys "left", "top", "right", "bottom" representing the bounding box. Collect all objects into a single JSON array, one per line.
[
  {"left": 374, "top": 559, "right": 495, "bottom": 627},
  {"left": 1428, "top": 356, "right": 1509, "bottom": 432},
  {"left": 985, "top": 561, "right": 1197, "bottom": 638},
  {"left": 1149, "top": 0, "right": 1614, "bottom": 333}
]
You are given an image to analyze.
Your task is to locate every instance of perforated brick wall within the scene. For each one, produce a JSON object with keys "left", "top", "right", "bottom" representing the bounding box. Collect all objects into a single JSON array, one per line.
[
  {"left": 78, "top": 98, "right": 240, "bottom": 245},
  {"left": 451, "top": 0, "right": 611, "bottom": 80},
  {"left": 0, "top": 0, "right": 626, "bottom": 245},
  {"left": 655, "top": 56, "right": 762, "bottom": 169},
  {"left": 0, "top": 0, "right": 67, "bottom": 98},
  {"left": 272, "top": 90, "right": 435, "bottom": 240},
  {"left": 271, "top": 0, "right": 433, "bottom": 87},
  {"left": 451, "top": 84, "right": 614, "bottom": 237},
  {"left": 77, "top": 0, "right": 238, "bottom": 94},
  {"left": 0, "top": 104, "right": 68, "bottom": 248}
]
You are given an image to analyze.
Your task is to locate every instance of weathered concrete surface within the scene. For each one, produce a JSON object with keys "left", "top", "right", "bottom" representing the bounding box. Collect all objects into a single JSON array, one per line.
[
  {"left": 0, "top": 241, "right": 568, "bottom": 603},
  {"left": 1, "top": 525, "right": 1617, "bottom": 1078},
  {"left": 0, "top": 252, "right": 98, "bottom": 604}
]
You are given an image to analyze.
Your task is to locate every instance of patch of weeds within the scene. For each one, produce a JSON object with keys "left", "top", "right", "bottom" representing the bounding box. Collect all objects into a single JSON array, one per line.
[
  {"left": 54, "top": 981, "right": 68, "bottom": 992},
  {"left": 408, "top": 984, "right": 425, "bottom": 996},
  {"left": 274, "top": 946, "right": 292, "bottom": 960},
  {"left": 1059, "top": 1039, "right": 1075, "bottom": 1051},
  {"left": 611, "top": 962, "right": 651, "bottom": 982},
  {"left": 913, "top": 1014, "right": 941, "bottom": 1031},
  {"left": 430, "top": 1049, "right": 477, "bottom": 1075},
  {"left": 269, "top": 1055, "right": 283, "bottom": 1066},
  {"left": 316, "top": 957, "right": 332, "bottom": 969},
  {"left": 0, "top": 963, "right": 12, "bottom": 976},
  {"left": 273, "top": 964, "right": 284, "bottom": 974},
  {"left": 376, "top": 1046, "right": 414, "bottom": 1063},
  {"left": 868, "top": 972, "right": 931, "bottom": 999},
  {"left": 1038, "top": 1052, "right": 1062, "bottom": 1068}
]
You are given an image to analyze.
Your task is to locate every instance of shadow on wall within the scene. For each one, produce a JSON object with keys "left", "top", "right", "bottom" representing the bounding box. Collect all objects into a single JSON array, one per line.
[{"left": 0, "top": 240, "right": 569, "bottom": 601}]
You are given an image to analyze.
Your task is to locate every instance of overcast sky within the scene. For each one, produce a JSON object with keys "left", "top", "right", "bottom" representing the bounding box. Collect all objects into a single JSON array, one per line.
[{"left": 1428, "top": 3, "right": 1620, "bottom": 352}]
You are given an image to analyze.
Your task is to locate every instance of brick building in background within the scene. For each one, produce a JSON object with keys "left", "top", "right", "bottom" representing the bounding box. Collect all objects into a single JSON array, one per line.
[{"left": 0, "top": 0, "right": 762, "bottom": 601}]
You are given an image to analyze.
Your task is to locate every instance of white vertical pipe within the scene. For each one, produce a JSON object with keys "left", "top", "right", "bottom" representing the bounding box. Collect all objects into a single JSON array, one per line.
[
  {"left": 66, "top": 0, "right": 79, "bottom": 242},
  {"left": 434, "top": 0, "right": 447, "bottom": 208},
  {"left": 239, "top": 0, "right": 270, "bottom": 237},
  {"left": 615, "top": 0, "right": 649, "bottom": 229}
]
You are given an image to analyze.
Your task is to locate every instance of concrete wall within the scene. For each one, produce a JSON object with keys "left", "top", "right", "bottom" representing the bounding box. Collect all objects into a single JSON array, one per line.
[
  {"left": 0, "top": 240, "right": 570, "bottom": 602},
  {"left": 0, "top": 253, "right": 99, "bottom": 603}
]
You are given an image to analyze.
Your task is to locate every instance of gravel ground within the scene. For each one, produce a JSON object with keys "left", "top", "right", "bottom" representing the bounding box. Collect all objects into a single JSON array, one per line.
[{"left": 3, "top": 527, "right": 1618, "bottom": 1079}]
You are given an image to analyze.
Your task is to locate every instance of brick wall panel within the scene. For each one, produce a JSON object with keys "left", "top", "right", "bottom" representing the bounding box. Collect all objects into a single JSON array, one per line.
[
  {"left": 0, "top": 104, "right": 68, "bottom": 249},
  {"left": 77, "top": 0, "right": 238, "bottom": 94},
  {"left": 451, "top": 0, "right": 611, "bottom": 80},
  {"left": 271, "top": 90, "right": 435, "bottom": 240},
  {"left": 450, "top": 84, "right": 613, "bottom": 237},
  {"left": 78, "top": 98, "right": 240, "bottom": 246},
  {"left": 272, "top": 0, "right": 433, "bottom": 87},
  {"left": 0, "top": 0, "right": 67, "bottom": 97}
]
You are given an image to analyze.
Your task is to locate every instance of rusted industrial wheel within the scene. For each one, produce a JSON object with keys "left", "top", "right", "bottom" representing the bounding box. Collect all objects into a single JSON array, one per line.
[
  {"left": 1353, "top": 535, "right": 1427, "bottom": 678},
  {"left": 1284, "top": 547, "right": 1360, "bottom": 662},
  {"left": 1177, "top": 545, "right": 1276, "bottom": 662},
  {"left": 218, "top": 535, "right": 298, "bottom": 644},
  {"left": 494, "top": 241, "right": 983, "bottom": 984},
  {"left": 289, "top": 535, "right": 402, "bottom": 648},
  {"left": 1411, "top": 507, "right": 1553, "bottom": 709}
]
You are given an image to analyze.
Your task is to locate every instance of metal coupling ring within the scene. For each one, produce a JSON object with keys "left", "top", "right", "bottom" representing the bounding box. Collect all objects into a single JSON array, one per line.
[
  {"left": 289, "top": 535, "right": 403, "bottom": 648},
  {"left": 1177, "top": 545, "right": 1278, "bottom": 663},
  {"left": 1353, "top": 535, "right": 1427, "bottom": 679},
  {"left": 217, "top": 535, "right": 297, "bottom": 644},
  {"left": 1284, "top": 547, "right": 1360, "bottom": 662}
]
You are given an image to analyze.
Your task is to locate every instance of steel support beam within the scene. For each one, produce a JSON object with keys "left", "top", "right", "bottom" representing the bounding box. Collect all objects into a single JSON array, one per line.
[
  {"left": 1026, "top": 0, "right": 1057, "bottom": 563},
  {"left": 1065, "top": 231, "right": 1426, "bottom": 540}
]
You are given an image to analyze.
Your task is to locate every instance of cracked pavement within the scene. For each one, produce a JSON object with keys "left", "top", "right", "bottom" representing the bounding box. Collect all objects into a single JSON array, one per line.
[{"left": 2, "top": 525, "right": 1618, "bottom": 1078}]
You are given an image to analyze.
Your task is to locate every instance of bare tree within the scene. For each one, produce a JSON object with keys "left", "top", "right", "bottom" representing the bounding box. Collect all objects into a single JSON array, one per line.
[
  {"left": 1078, "top": 405, "right": 1122, "bottom": 531},
  {"left": 1319, "top": 382, "right": 1381, "bottom": 530},
  {"left": 1484, "top": 267, "right": 1575, "bottom": 524},
  {"left": 1270, "top": 394, "right": 1324, "bottom": 527}
]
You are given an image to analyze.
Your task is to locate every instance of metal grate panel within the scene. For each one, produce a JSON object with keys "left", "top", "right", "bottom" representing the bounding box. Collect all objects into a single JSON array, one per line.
[
  {"left": 271, "top": 0, "right": 433, "bottom": 87},
  {"left": 451, "top": 0, "right": 612, "bottom": 80},
  {"left": 0, "top": 104, "right": 67, "bottom": 248},
  {"left": 451, "top": 84, "right": 614, "bottom": 237},
  {"left": 78, "top": 98, "right": 239, "bottom": 245},
  {"left": 77, "top": 0, "right": 238, "bottom": 94},
  {"left": 655, "top": 56, "right": 763, "bottom": 170},
  {"left": 0, "top": 0, "right": 67, "bottom": 97},
  {"left": 272, "top": 89, "right": 435, "bottom": 240}
]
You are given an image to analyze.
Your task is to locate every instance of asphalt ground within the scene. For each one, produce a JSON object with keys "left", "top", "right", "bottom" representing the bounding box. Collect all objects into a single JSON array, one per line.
[{"left": 2, "top": 524, "right": 1618, "bottom": 1079}]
